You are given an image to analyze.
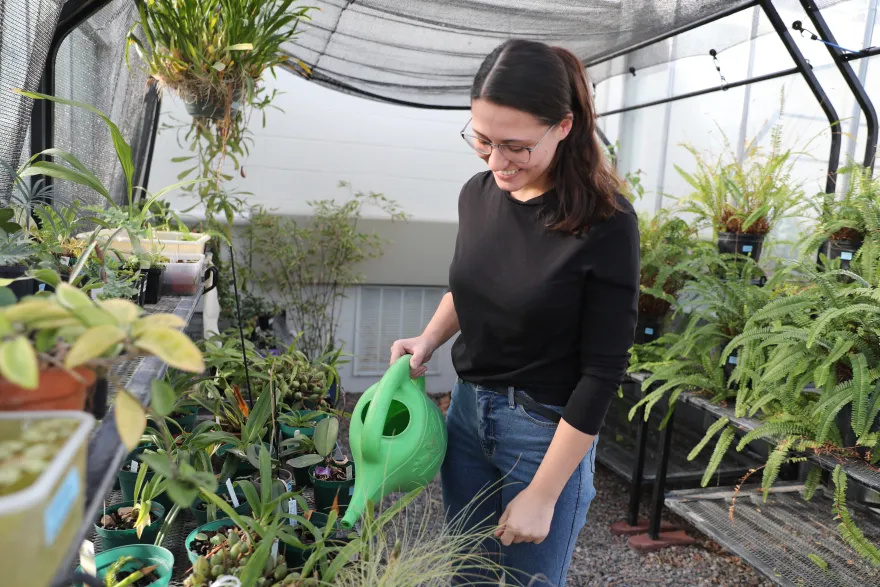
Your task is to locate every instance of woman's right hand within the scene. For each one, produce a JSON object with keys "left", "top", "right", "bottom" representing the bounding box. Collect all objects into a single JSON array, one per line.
[{"left": 390, "top": 336, "right": 436, "bottom": 379}]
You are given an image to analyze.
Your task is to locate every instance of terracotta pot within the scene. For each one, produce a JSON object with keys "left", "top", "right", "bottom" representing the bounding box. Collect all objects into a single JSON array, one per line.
[{"left": 0, "top": 367, "right": 96, "bottom": 411}]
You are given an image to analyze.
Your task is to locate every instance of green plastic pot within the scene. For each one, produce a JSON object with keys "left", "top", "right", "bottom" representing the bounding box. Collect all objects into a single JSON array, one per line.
[
  {"left": 280, "top": 410, "right": 329, "bottom": 439},
  {"left": 309, "top": 463, "right": 355, "bottom": 514},
  {"left": 94, "top": 501, "right": 166, "bottom": 551},
  {"left": 170, "top": 405, "right": 198, "bottom": 433},
  {"left": 190, "top": 487, "right": 251, "bottom": 525},
  {"left": 117, "top": 451, "right": 173, "bottom": 512},
  {"left": 73, "top": 544, "right": 174, "bottom": 587},
  {"left": 185, "top": 519, "right": 237, "bottom": 565},
  {"left": 217, "top": 441, "right": 273, "bottom": 477},
  {"left": 282, "top": 512, "right": 331, "bottom": 568}
]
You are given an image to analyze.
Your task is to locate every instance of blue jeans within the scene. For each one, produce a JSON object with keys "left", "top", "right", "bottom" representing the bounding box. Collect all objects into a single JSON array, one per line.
[{"left": 441, "top": 380, "right": 598, "bottom": 586}]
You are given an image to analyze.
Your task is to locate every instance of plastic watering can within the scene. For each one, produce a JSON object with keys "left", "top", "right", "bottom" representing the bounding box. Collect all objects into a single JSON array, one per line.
[{"left": 340, "top": 355, "right": 447, "bottom": 529}]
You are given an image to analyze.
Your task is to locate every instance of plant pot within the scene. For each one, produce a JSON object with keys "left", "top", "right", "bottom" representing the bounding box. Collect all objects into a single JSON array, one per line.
[
  {"left": 190, "top": 487, "right": 251, "bottom": 526},
  {"left": 73, "top": 544, "right": 174, "bottom": 587},
  {"left": 0, "top": 265, "right": 40, "bottom": 301},
  {"left": 723, "top": 350, "right": 739, "bottom": 383},
  {"left": 185, "top": 518, "right": 237, "bottom": 565},
  {"left": 280, "top": 410, "right": 329, "bottom": 439},
  {"left": 143, "top": 267, "right": 165, "bottom": 305},
  {"left": 148, "top": 405, "right": 198, "bottom": 435},
  {"left": 185, "top": 89, "right": 243, "bottom": 120},
  {"left": 117, "top": 445, "right": 172, "bottom": 511},
  {"left": 0, "top": 367, "right": 95, "bottom": 412},
  {"left": 717, "top": 232, "right": 765, "bottom": 262},
  {"left": 818, "top": 238, "right": 862, "bottom": 270},
  {"left": 282, "top": 511, "right": 335, "bottom": 568},
  {"left": 94, "top": 501, "right": 166, "bottom": 551},
  {"left": 309, "top": 463, "right": 355, "bottom": 514},
  {"left": 634, "top": 315, "right": 662, "bottom": 345}
]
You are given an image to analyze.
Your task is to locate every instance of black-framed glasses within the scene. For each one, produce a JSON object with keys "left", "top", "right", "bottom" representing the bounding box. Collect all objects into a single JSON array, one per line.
[{"left": 460, "top": 118, "right": 556, "bottom": 164}]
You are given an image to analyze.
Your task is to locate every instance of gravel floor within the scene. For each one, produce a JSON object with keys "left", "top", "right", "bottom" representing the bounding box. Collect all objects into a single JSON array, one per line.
[{"left": 337, "top": 391, "right": 772, "bottom": 587}]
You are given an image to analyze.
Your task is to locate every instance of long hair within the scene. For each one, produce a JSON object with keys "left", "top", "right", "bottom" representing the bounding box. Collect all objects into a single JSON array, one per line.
[{"left": 471, "top": 39, "right": 621, "bottom": 233}]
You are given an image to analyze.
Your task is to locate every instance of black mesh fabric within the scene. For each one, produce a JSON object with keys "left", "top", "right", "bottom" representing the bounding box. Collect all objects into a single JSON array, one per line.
[
  {"left": 0, "top": 0, "right": 65, "bottom": 197},
  {"left": 53, "top": 0, "right": 153, "bottom": 207},
  {"left": 283, "top": 0, "right": 852, "bottom": 109}
]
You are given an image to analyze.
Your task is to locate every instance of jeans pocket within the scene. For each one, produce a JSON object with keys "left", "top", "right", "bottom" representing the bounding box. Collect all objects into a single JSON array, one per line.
[{"left": 515, "top": 403, "right": 562, "bottom": 428}]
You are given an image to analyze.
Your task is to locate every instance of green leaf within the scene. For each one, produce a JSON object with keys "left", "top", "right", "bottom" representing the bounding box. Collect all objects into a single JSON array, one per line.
[
  {"left": 151, "top": 379, "right": 176, "bottom": 417},
  {"left": 133, "top": 327, "right": 204, "bottom": 373},
  {"left": 0, "top": 336, "right": 38, "bottom": 389},
  {"left": 0, "top": 287, "right": 16, "bottom": 307},
  {"left": 64, "top": 324, "right": 127, "bottom": 369},
  {"left": 227, "top": 43, "right": 254, "bottom": 51},
  {"left": 287, "top": 454, "right": 322, "bottom": 468},
  {"left": 138, "top": 451, "right": 175, "bottom": 479},
  {"left": 313, "top": 417, "right": 338, "bottom": 457}
]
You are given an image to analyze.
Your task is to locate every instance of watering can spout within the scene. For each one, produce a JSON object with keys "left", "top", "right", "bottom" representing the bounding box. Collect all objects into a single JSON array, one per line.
[{"left": 343, "top": 355, "right": 448, "bottom": 529}]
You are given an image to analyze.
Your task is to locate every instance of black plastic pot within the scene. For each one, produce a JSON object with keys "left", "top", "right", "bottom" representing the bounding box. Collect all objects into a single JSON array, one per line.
[
  {"left": 87, "top": 375, "right": 109, "bottom": 420},
  {"left": 143, "top": 267, "right": 164, "bottom": 305},
  {"left": 185, "top": 89, "right": 243, "bottom": 119},
  {"left": 0, "top": 265, "right": 40, "bottom": 300},
  {"left": 818, "top": 239, "right": 862, "bottom": 270},
  {"left": 717, "top": 232, "right": 765, "bottom": 262},
  {"left": 634, "top": 315, "right": 662, "bottom": 345},
  {"left": 723, "top": 349, "right": 739, "bottom": 383}
]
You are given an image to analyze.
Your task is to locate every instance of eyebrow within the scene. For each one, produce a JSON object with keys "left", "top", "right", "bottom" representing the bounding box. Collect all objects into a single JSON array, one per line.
[{"left": 472, "top": 128, "right": 529, "bottom": 144}]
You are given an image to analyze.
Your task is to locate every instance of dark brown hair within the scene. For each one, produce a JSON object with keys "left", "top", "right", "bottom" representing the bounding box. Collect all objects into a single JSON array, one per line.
[{"left": 471, "top": 39, "right": 621, "bottom": 233}]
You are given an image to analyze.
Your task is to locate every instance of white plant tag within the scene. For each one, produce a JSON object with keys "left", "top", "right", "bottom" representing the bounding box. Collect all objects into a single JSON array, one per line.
[
  {"left": 293, "top": 430, "right": 302, "bottom": 439},
  {"left": 270, "top": 538, "right": 279, "bottom": 559},
  {"left": 288, "top": 499, "right": 297, "bottom": 527},
  {"left": 225, "top": 479, "right": 239, "bottom": 507},
  {"left": 345, "top": 465, "right": 353, "bottom": 480},
  {"left": 130, "top": 460, "right": 139, "bottom": 472},
  {"left": 79, "top": 540, "right": 96, "bottom": 576}
]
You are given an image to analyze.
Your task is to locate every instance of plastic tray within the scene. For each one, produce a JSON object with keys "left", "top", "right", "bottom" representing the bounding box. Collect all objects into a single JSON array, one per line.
[
  {"left": 161, "top": 254, "right": 206, "bottom": 296},
  {"left": 78, "top": 230, "right": 210, "bottom": 257},
  {"left": 0, "top": 410, "right": 95, "bottom": 587}
]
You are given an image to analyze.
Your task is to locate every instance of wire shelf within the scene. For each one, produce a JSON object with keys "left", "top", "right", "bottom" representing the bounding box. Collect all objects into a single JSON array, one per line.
[{"left": 665, "top": 483, "right": 880, "bottom": 587}]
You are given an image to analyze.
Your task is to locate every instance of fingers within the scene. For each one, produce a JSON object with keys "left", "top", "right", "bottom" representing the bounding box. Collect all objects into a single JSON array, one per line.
[{"left": 389, "top": 340, "right": 406, "bottom": 365}]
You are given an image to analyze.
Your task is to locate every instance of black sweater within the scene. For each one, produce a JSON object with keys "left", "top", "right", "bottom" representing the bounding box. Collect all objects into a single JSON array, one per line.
[{"left": 448, "top": 171, "right": 640, "bottom": 435}]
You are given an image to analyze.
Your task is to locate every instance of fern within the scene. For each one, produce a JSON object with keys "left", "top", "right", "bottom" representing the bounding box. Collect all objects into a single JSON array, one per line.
[
  {"left": 736, "top": 421, "right": 813, "bottom": 452},
  {"left": 701, "top": 427, "right": 735, "bottom": 487},
  {"left": 761, "top": 437, "right": 794, "bottom": 500},
  {"left": 832, "top": 466, "right": 880, "bottom": 568},
  {"left": 688, "top": 417, "right": 729, "bottom": 461},
  {"left": 802, "top": 465, "right": 823, "bottom": 501},
  {"left": 0, "top": 231, "right": 37, "bottom": 266}
]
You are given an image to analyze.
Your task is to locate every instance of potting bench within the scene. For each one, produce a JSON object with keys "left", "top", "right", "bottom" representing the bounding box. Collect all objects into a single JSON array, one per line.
[{"left": 50, "top": 288, "right": 204, "bottom": 587}]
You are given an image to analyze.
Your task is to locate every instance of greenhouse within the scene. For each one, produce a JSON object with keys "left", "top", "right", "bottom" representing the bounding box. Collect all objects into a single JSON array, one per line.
[{"left": 1, "top": 0, "right": 880, "bottom": 585}]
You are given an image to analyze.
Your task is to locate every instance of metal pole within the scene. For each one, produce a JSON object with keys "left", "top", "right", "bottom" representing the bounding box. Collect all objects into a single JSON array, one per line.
[
  {"left": 737, "top": 7, "right": 762, "bottom": 163},
  {"left": 136, "top": 85, "right": 162, "bottom": 194},
  {"left": 597, "top": 67, "right": 799, "bottom": 117},
  {"left": 759, "top": 0, "right": 841, "bottom": 194},
  {"left": 799, "top": 0, "right": 877, "bottom": 173},
  {"left": 654, "top": 32, "right": 678, "bottom": 214},
  {"left": 841, "top": 0, "right": 878, "bottom": 192},
  {"left": 628, "top": 393, "right": 650, "bottom": 527},
  {"left": 648, "top": 408, "right": 675, "bottom": 540}
]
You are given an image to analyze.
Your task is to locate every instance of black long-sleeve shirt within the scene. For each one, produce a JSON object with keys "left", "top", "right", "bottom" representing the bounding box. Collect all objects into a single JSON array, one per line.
[{"left": 448, "top": 171, "right": 640, "bottom": 435}]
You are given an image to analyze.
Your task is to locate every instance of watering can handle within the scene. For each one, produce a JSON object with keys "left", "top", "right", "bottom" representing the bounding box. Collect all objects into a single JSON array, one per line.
[{"left": 363, "top": 354, "right": 425, "bottom": 462}]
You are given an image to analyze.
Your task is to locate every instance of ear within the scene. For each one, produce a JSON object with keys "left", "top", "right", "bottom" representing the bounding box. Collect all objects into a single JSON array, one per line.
[{"left": 559, "top": 114, "right": 574, "bottom": 139}]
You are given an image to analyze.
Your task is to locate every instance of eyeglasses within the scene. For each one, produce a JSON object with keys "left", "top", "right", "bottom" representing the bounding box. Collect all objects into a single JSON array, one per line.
[{"left": 460, "top": 119, "right": 556, "bottom": 164}]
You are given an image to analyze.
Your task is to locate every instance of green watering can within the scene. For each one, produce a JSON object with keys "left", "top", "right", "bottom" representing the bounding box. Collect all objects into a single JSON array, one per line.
[{"left": 340, "top": 355, "right": 448, "bottom": 529}]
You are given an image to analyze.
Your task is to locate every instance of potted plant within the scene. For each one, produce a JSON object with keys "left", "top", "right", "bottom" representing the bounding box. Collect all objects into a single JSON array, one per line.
[
  {"left": 289, "top": 417, "right": 354, "bottom": 513},
  {"left": 279, "top": 409, "right": 329, "bottom": 439},
  {"left": 72, "top": 544, "right": 175, "bottom": 587},
  {"left": 0, "top": 267, "right": 204, "bottom": 412},
  {"left": 95, "top": 462, "right": 168, "bottom": 550},
  {"left": 635, "top": 209, "right": 703, "bottom": 344},
  {"left": 798, "top": 163, "right": 880, "bottom": 269},
  {"left": 674, "top": 123, "right": 805, "bottom": 262},
  {"left": 126, "top": 0, "right": 312, "bottom": 120}
]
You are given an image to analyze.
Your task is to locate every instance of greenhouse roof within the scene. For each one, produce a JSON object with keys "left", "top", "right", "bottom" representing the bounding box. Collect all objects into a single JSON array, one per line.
[{"left": 281, "top": 0, "right": 846, "bottom": 109}]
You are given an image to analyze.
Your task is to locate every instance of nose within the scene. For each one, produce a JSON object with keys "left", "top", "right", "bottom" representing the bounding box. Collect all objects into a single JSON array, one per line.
[{"left": 487, "top": 148, "right": 511, "bottom": 171}]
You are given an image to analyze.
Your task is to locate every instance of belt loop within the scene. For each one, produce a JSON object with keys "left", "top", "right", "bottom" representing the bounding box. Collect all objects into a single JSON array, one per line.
[{"left": 507, "top": 386, "right": 515, "bottom": 409}]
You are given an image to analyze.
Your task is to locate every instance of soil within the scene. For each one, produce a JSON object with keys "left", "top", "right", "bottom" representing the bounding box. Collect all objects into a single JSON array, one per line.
[
  {"left": 115, "top": 567, "right": 158, "bottom": 587},
  {"left": 313, "top": 461, "right": 352, "bottom": 482},
  {"left": 99, "top": 506, "right": 154, "bottom": 530},
  {"left": 830, "top": 227, "right": 863, "bottom": 242}
]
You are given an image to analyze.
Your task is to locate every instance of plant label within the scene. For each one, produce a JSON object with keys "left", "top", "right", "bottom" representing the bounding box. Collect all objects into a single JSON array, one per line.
[
  {"left": 345, "top": 465, "right": 353, "bottom": 480},
  {"left": 742, "top": 245, "right": 753, "bottom": 253},
  {"left": 644, "top": 327, "right": 654, "bottom": 335},
  {"left": 225, "top": 478, "right": 240, "bottom": 507},
  {"left": 294, "top": 430, "right": 302, "bottom": 439},
  {"left": 841, "top": 251, "right": 853, "bottom": 261},
  {"left": 728, "top": 355, "right": 738, "bottom": 365},
  {"left": 271, "top": 538, "right": 279, "bottom": 559},
  {"left": 288, "top": 499, "right": 297, "bottom": 527},
  {"left": 79, "top": 540, "right": 96, "bottom": 576},
  {"left": 349, "top": 486, "right": 354, "bottom": 496},
  {"left": 130, "top": 460, "right": 139, "bottom": 472}
]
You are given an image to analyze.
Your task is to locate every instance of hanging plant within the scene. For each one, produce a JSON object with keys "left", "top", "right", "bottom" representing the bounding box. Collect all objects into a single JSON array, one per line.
[{"left": 126, "top": 0, "right": 312, "bottom": 120}]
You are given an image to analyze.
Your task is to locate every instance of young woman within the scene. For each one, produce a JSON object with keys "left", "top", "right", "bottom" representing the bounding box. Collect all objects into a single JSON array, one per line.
[{"left": 390, "top": 39, "right": 639, "bottom": 586}]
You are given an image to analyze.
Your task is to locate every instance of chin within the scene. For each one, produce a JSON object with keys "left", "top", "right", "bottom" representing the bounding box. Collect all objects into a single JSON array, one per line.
[{"left": 492, "top": 169, "right": 530, "bottom": 191}]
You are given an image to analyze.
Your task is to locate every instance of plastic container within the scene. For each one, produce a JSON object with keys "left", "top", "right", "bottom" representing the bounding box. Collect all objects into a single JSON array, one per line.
[
  {"left": 190, "top": 486, "right": 251, "bottom": 525},
  {"left": 143, "top": 267, "right": 164, "bottom": 305},
  {"left": 184, "top": 518, "right": 237, "bottom": 564},
  {"left": 161, "top": 254, "right": 205, "bottom": 296},
  {"left": 78, "top": 229, "right": 210, "bottom": 256},
  {"left": 310, "top": 462, "right": 356, "bottom": 515},
  {"left": 716, "top": 232, "right": 765, "bottom": 262},
  {"left": 74, "top": 543, "right": 174, "bottom": 587},
  {"left": 0, "top": 411, "right": 95, "bottom": 587}
]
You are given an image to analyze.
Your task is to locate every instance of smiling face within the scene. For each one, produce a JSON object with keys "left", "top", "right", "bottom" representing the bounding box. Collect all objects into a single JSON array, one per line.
[{"left": 470, "top": 98, "right": 572, "bottom": 199}]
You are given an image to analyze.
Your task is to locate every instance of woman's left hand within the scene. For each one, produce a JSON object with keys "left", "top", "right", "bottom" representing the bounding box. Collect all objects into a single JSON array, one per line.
[{"left": 495, "top": 486, "right": 555, "bottom": 546}]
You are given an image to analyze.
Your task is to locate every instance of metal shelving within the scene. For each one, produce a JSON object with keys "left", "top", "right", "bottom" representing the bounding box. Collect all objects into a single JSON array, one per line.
[
  {"left": 665, "top": 483, "right": 880, "bottom": 587},
  {"left": 51, "top": 288, "right": 203, "bottom": 587}
]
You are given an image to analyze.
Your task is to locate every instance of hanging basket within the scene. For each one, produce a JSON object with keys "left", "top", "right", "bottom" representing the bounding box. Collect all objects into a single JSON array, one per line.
[
  {"left": 716, "top": 232, "right": 765, "bottom": 262},
  {"left": 184, "top": 89, "right": 243, "bottom": 120}
]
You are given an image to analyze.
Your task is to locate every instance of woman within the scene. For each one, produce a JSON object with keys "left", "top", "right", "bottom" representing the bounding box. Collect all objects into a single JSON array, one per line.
[{"left": 390, "top": 39, "right": 639, "bottom": 586}]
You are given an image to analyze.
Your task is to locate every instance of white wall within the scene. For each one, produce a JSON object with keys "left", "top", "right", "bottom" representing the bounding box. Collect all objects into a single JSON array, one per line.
[{"left": 149, "top": 72, "right": 485, "bottom": 223}]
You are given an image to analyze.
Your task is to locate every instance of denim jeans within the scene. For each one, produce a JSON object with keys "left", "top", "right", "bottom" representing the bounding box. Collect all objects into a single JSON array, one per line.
[{"left": 441, "top": 380, "right": 598, "bottom": 586}]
